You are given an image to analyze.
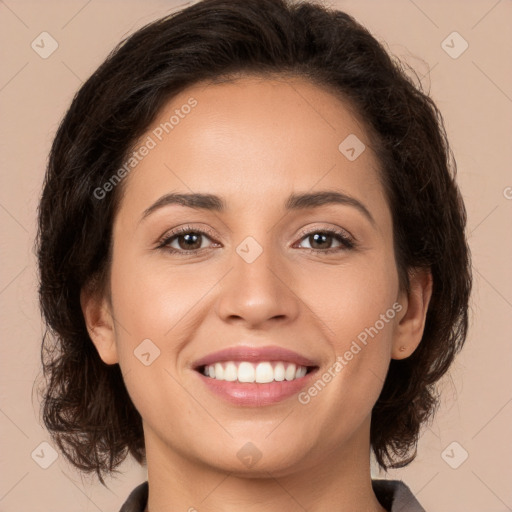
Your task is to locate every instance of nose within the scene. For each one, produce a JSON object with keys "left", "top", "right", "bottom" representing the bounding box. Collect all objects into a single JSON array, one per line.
[{"left": 215, "top": 240, "right": 300, "bottom": 329}]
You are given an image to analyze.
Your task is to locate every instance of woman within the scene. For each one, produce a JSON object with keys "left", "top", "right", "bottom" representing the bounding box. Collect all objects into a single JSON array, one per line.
[{"left": 36, "top": 0, "right": 472, "bottom": 510}]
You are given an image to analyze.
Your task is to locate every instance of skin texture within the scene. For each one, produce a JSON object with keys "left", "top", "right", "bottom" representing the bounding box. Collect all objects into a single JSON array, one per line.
[{"left": 82, "top": 76, "right": 432, "bottom": 512}]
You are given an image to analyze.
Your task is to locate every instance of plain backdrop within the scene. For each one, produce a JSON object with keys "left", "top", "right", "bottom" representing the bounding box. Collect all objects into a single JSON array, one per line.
[{"left": 0, "top": 0, "right": 511, "bottom": 511}]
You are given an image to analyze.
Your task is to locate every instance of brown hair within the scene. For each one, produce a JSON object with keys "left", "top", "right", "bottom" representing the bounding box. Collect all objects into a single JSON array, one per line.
[{"left": 36, "top": 0, "right": 472, "bottom": 485}]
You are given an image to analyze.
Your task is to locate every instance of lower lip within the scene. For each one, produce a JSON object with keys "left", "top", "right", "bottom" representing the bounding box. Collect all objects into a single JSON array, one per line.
[{"left": 195, "top": 369, "right": 318, "bottom": 406}]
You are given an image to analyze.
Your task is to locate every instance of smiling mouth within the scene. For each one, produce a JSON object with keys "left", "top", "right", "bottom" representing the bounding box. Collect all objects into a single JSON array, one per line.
[{"left": 196, "top": 360, "right": 318, "bottom": 383}]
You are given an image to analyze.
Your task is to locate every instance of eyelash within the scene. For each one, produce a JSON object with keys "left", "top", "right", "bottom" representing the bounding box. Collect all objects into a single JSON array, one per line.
[{"left": 156, "top": 224, "right": 356, "bottom": 256}]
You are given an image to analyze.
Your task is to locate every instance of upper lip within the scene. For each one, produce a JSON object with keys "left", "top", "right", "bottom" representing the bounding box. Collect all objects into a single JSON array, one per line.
[{"left": 192, "top": 345, "right": 319, "bottom": 369}]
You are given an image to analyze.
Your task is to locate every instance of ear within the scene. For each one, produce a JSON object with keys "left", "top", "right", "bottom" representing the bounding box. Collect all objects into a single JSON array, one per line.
[
  {"left": 80, "top": 283, "right": 119, "bottom": 365},
  {"left": 391, "top": 267, "right": 433, "bottom": 360}
]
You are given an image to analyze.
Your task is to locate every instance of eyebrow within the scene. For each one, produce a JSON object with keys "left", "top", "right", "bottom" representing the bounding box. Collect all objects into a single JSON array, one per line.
[{"left": 141, "top": 190, "right": 376, "bottom": 226}]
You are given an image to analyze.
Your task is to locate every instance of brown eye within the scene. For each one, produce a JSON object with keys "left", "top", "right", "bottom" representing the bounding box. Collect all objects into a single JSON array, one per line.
[
  {"left": 157, "top": 226, "right": 219, "bottom": 255},
  {"left": 304, "top": 232, "right": 338, "bottom": 250},
  {"left": 296, "top": 229, "right": 355, "bottom": 253},
  {"left": 174, "top": 232, "right": 204, "bottom": 251}
]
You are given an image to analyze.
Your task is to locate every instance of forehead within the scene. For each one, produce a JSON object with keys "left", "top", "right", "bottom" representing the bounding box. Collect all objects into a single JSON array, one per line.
[{"left": 118, "top": 75, "right": 387, "bottom": 220}]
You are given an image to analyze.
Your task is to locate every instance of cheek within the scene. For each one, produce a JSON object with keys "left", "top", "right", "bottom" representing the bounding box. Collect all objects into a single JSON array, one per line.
[
  {"left": 109, "top": 250, "right": 213, "bottom": 350},
  {"left": 107, "top": 256, "right": 205, "bottom": 436},
  {"left": 296, "top": 251, "right": 398, "bottom": 406},
  {"left": 300, "top": 277, "right": 397, "bottom": 440},
  {"left": 298, "top": 249, "right": 399, "bottom": 343}
]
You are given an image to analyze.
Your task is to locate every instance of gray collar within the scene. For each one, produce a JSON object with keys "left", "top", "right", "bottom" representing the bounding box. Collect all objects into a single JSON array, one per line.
[{"left": 120, "top": 479, "right": 426, "bottom": 512}]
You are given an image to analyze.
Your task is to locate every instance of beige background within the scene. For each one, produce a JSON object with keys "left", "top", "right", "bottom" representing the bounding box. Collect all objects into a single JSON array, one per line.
[{"left": 0, "top": 0, "right": 511, "bottom": 510}]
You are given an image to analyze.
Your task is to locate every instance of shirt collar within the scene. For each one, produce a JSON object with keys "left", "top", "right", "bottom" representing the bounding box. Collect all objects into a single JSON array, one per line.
[{"left": 119, "top": 479, "right": 426, "bottom": 512}]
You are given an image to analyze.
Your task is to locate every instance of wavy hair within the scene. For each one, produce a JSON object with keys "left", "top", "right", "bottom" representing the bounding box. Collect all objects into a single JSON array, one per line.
[{"left": 36, "top": 0, "right": 472, "bottom": 485}]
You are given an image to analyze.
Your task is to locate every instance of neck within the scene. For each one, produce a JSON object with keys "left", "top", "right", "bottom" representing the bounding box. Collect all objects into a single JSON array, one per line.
[{"left": 143, "top": 417, "right": 386, "bottom": 512}]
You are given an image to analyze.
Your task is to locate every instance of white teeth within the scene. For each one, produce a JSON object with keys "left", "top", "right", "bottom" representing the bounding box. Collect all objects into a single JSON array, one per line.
[
  {"left": 295, "top": 366, "right": 307, "bottom": 378},
  {"left": 202, "top": 361, "right": 309, "bottom": 383},
  {"left": 255, "top": 362, "right": 274, "bottom": 383},
  {"left": 274, "top": 362, "right": 285, "bottom": 381},
  {"left": 214, "top": 362, "right": 224, "bottom": 380},
  {"left": 224, "top": 362, "right": 238, "bottom": 381},
  {"left": 238, "top": 362, "right": 255, "bottom": 382},
  {"left": 285, "top": 363, "right": 296, "bottom": 381}
]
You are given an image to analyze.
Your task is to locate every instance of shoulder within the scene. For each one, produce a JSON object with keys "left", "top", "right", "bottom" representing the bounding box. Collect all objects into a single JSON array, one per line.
[
  {"left": 119, "top": 481, "right": 148, "bottom": 512},
  {"left": 372, "top": 479, "right": 427, "bottom": 512}
]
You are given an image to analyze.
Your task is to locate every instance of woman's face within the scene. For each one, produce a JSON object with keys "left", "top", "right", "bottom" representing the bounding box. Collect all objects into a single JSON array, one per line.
[{"left": 91, "top": 76, "right": 410, "bottom": 476}]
